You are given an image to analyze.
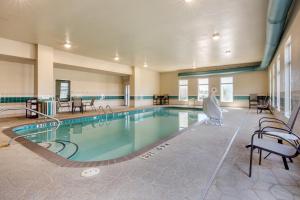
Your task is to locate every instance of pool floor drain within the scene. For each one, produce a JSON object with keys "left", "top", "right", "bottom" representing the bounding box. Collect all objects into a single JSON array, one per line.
[{"left": 81, "top": 168, "right": 100, "bottom": 177}]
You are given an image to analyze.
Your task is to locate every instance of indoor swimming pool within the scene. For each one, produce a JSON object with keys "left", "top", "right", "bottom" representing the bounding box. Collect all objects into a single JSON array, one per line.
[{"left": 11, "top": 107, "right": 206, "bottom": 163}]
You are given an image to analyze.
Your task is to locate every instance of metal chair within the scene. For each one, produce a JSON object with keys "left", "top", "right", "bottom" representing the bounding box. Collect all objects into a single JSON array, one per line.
[
  {"left": 83, "top": 98, "right": 96, "bottom": 111},
  {"left": 257, "top": 103, "right": 300, "bottom": 160},
  {"left": 153, "top": 95, "right": 159, "bottom": 105},
  {"left": 162, "top": 94, "right": 169, "bottom": 105},
  {"left": 72, "top": 97, "right": 83, "bottom": 113},
  {"left": 56, "top": 97, "right": 71, "bottom": 112},
  {"left": 247, "top": 130, "right": 300, "bottom": 177},
  {"left": 257, "top": 96, "right": 272, "bottom": 114},
  {"left": 249, "top": 93, "right": 258, "bottom": 109}
]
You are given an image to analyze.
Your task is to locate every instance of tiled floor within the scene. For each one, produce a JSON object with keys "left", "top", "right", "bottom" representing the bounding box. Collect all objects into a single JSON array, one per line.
[{"left": 0, "top": 107, "right": 299, "bottom": 200}]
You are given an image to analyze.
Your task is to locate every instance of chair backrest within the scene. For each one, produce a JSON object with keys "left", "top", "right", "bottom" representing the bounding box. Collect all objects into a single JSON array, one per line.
[
  {"left": 287, "top": 103, "right": 300, "bottom": 130},
  {"left": 90, "top": 98, "right": 95, "bottom": 106},
  {"left": 73, "top": 97, "right": 82, "bottom": 107},
  {"left": 258, "top": 96, "right": 269, "bottom": 106},
  {"left": 249, "top": 94, "right": 257, "bottom": 101},
  {"left": 56, "top": 97, "right": 62, "bottom": 106}
]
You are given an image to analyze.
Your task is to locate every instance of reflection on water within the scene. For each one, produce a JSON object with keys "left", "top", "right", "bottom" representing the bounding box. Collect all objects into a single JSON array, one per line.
[{"left": 179, "top": 112, "right": 188, "bottom": 130}]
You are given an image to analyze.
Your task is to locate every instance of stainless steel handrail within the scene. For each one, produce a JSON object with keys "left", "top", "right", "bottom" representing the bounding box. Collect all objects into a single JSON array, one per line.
[
  {"left": 106, "top": 105, "right": 113, "bottom": 114},
  {"left": 0, "top": 107, "right": 61, "bottom": 145},
  {"left": 98, "top": 105, "right": 106, "bottom": 114}
]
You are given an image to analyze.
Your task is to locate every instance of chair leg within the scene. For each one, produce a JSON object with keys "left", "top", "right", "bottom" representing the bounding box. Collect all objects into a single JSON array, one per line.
[
  {"left": 249, "top": 146, "right": 254, "bottom": 177},
  {"left": 289, "top": 158, "right": 293, "bottom": 163},
  {"left": 259, "top": 150, "right": 262, "bottom": 165},
  {"left": 282, "top": 157, "right": 289, "bottom": 170}
]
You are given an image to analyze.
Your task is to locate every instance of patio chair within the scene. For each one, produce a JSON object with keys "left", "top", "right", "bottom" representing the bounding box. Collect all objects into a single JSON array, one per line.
[
  {"left": 56, "top": 97, "right": 71, "bottom": 112},
  {"left": 72, "top": 97, "right": 83, "bottom": 113},
  {"left": 162, "top": 94, "right": 169, "bottom": 105},
  {"left": 83, "top": 98, "right": 96, "bottom": 111},
  {"left": 258, "top": 103, "right": 300, "bottom": 160},
  {"left": 246, "top": 130, "right": 300, "bottom": 177},
  {"left": 153, "top": 95, "right": 159, "bottom": 105},
  {"left": 249, "top": 93, "right": 258, "bottom": 109},
  {"left": 258, "top": 102, "right": 300, "bottom": 132},
  {"left": 257, "top": 96, "right": 272, "bottom": 114}
]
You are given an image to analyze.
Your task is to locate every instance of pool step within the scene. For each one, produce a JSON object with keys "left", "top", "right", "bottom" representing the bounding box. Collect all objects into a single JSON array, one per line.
[{"left": 38, "top": 140, "right": 79, "bottom": 159}]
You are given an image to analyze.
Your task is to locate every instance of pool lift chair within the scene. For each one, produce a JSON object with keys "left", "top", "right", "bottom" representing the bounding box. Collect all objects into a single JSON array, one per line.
[{"left": 202, "top": 96, "right": 223, "bottom": 126}]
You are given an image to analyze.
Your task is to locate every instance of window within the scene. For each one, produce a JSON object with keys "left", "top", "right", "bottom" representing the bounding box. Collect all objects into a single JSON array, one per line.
[
  {"left": 220, "top": 77, "right": 233, "bottom": 102},
  {"left": 276, "top": 56, "right": 281, "bottom": 111},
  {"left": 284, "top": 37, "right": 292, "bottom": 117},
  {"left": 56, "top": 80, "right": 71, "bottom": 101},
  {"left": 272, "top": 64, "right": 275, "bottom": 107},
  {"left": 198, "top": 78, "right": 209, "bottom": 100},
  {"left": 179, "top": 80, "right": 188, "bottom": 101}
]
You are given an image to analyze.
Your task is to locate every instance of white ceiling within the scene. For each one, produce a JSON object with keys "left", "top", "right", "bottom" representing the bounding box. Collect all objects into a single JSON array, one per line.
[{"left": 0, "top": 0, "right": 268, "bottom": 72}]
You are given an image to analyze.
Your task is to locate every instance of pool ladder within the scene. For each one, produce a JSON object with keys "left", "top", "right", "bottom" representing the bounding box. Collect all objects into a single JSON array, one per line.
[
  {"left": 98, "top": 105, "right": 113, "bottom": 114},
  {"left": 0, "top": 107, "right": 61, "bottom": 146}
]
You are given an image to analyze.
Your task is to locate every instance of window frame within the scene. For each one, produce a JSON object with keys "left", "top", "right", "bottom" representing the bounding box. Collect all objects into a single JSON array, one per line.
[
  {"left": 284, "top": 36, "right": 292, "bottom": 118},
  {"left": 276, "top": 56, "right": 281, "bottom": 111},
  {"left": 272, "top": 64, "right": 276, "bottom": 107},
  {"left": 220, "top": 76, "right": 234, "bottom": 103},
  {"left": 197, "top": 78, "right": 209, "bottom": 101}
]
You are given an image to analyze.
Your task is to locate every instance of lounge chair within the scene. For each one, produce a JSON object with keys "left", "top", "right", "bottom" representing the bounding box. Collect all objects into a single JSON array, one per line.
[
  {"left": 56, "top": 97, "right": 71, "bottom": 112},
  {"left": 249, "top": 93, "right": 258, "bottom": 109},
  {"left": 258, "top": 103, "right": 300, "bottom": 160},
  {"left": 247, "top": 130, "right": 300, "bottom": 177},
  {"left": 72, "top": 97, "right": 83, "bottom": 113},
  {"left": 257, "top": 96, "right": 272, "bottom": 114},
  {"left": 258, "top": 103, "right": 300, "bottom": 133},
  {"left": 83, "top": 98, "right": 96, "bottom": 111}
]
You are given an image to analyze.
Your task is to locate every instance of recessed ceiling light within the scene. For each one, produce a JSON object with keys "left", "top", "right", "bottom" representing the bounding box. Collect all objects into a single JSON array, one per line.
[
  {"left": 225, "top": 50, "right": 231, "bottom": 54},
  {"left": 64, "top": 42, "right": 71, "bottom": 49},
  {"left": 144, "top": 62, "right": 148, "bottom": 68},
  {"left": 185, "top": 0, "right": 193, "bottom": 3},
  {"left": 212, "top": 33, "right": 220, "bottom": 40}
]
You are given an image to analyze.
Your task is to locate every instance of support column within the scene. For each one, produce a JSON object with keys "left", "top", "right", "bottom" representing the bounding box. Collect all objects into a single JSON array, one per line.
[
  {"left": 34, "top": 44, "right": 56, "bottom": 116},
  {"left": 129, "top": 67, "right": 136, "bottom": 107},
  {"left": 34, "top": 44, "right": 54, "bottom": 100}
]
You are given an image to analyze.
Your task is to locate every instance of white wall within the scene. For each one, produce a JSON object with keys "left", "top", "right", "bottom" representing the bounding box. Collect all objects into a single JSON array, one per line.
[
  {"left": 54, "top": 67, "right": 124, "bottom": 107},
  {"left": 0, "top": 60, "right": 34, "bottom": 117},
  {"left": 131, "top": 67, "right": 160, "bottom": 107},
  {"left": 160, "top": 70, "right": 268, "bottom": 107}
]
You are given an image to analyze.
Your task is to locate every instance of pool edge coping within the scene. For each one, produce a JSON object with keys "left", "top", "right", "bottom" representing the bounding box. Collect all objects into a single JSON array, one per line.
[{"left": 2, "top": 106, "right": 204, "bottom": 168}]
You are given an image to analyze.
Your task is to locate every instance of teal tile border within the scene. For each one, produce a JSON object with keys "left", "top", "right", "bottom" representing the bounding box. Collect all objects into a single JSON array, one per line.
[
  {"left": 130, "top": 96, "right": 153, "bottom": 100},
  {"left": 167, "top": 96, "right": 250, "bottom": 101},
  {"left": 0, "top": 96, "right": 124, "bottom": 103},
  {"left": 0, "top": 95, "right": 250, "bottom": 103},
  {"left": 0, "top": 97, "right": 33, "bottom": 103}
]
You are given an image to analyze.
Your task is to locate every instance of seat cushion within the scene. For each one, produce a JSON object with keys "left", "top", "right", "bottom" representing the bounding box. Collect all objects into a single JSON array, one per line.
[{"left": 252, "top": 137, "right": 297, "bottom": 157}]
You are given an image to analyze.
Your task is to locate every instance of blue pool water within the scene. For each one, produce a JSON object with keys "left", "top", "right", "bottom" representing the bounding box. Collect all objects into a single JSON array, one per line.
[{"left": 13, "top": 107, "right": 205, "bottom": 162}]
